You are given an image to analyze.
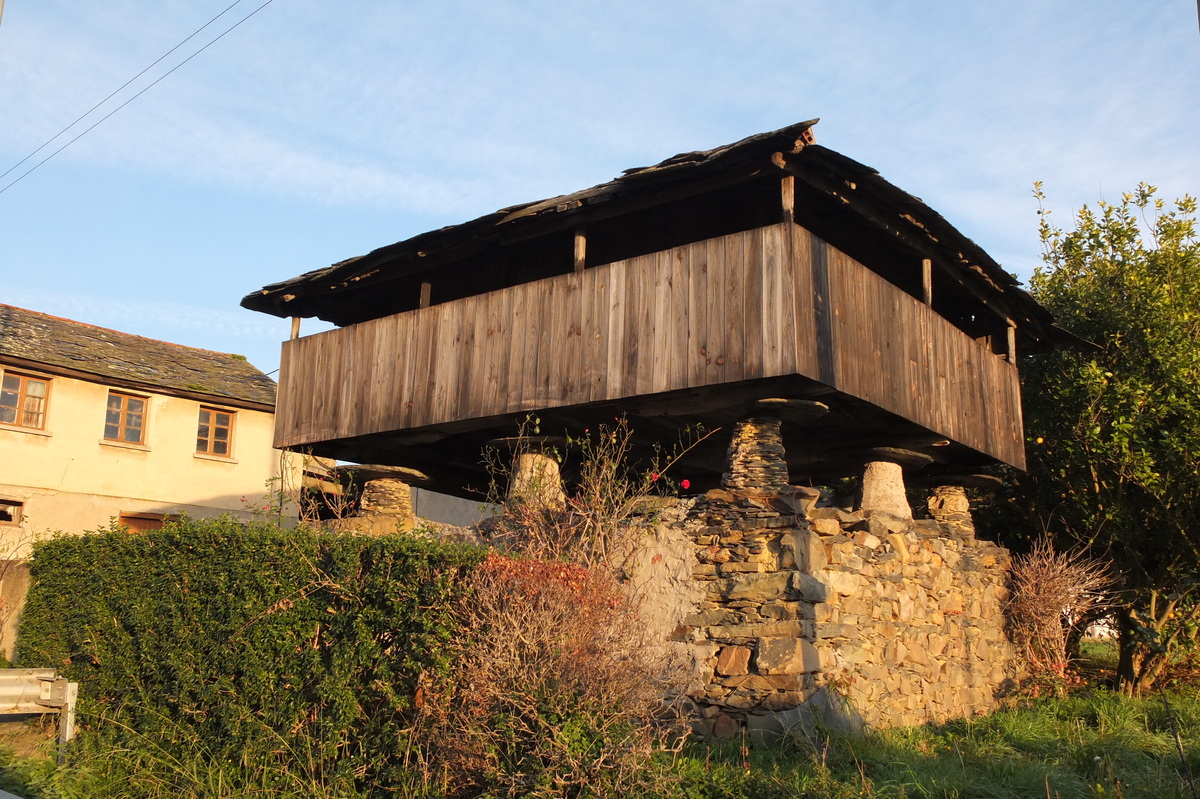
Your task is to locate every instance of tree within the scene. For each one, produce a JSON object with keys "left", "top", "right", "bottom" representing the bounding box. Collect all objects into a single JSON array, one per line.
[{"left": 1015, "top": 183, "right": 1200, "bottom": 694}]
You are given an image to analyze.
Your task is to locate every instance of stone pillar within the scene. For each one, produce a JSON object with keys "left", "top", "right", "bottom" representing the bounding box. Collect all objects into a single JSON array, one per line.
[
  {"left": 510, "top": 449, "right": 567, "bottom": 511},
  {"left": 927, "top": 485, "right": 976, "bottom": 537},
  {"left": 721, "top": 417, "right": 790, "bottom": 492},
  {"left": 850, "top": 447, "right": 934, "bottom": 521},
  {"left": 330, "top": 464, "right": 430, "bottom": 534},
  {"left": 859, "top": 460, "right": 912, "bottom": 520},
  {"left": 359, "top": 476, "right": 415, "bottom": 519},
  {"left": 490, "top": 436, "right": 567, "bottom": 511}
]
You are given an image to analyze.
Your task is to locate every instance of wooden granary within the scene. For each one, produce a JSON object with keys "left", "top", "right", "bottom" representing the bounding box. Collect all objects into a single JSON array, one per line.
[{"left": 242, "top": 120, "right": 1055, "bottom": 497}]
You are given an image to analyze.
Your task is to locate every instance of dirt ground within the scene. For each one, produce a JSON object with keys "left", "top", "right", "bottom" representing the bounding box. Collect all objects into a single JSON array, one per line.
[{"left": 0, "top": 716, "right": 56, "bottom": 759}]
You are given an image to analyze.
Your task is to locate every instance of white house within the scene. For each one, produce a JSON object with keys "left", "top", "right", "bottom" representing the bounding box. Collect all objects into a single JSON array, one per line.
[{"left": 0, "top": 303, "right": 299, "bottom": 552}]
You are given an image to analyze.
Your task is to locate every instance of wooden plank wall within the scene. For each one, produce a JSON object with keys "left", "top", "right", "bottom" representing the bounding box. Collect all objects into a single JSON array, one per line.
[
  {"left": 275, "top": 222, "right": 1024, "bottom": 467},
  {"left": 825, "top": 249, "right": 1024, "bottom": 468}
]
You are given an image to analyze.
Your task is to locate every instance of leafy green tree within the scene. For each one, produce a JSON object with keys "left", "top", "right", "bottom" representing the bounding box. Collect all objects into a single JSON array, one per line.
[{"left": 1016, "top": 183, "right": 1200, "bottom": 694}]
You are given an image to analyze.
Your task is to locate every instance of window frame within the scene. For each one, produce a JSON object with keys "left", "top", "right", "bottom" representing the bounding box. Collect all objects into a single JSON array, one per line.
[
  {"left": 196, "top": 406, "right": 236, "bottom": 458},
  {"left": 104, "top": 391, "right": 148, "bottom": 446},
  {"left": 0, "top": 499, "right": 23, "bottom": 526},
  {"left": 117, "top": 512, "right": 179, "bottom": 533},
  {"left": 0, "top": 370, "right": 50, "bottom": 430}
]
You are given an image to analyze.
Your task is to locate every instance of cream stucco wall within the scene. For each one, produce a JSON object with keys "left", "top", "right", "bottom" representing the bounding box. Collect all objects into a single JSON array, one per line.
[{"left": 0, "top": 366, "right": 298, "bottom": 557}]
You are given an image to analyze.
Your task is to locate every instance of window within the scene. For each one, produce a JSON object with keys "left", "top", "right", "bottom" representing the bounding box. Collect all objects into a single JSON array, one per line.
[
  {"left": 0, "top": 500, "right": 23, "bottom": 525},
  {"left": 0, "top": 372, "right": 49, "bottom": 429},
  {"left": 104, "top": 392, "right": 147, "bottom": 445},
  {"left": 118, "top": 512, "right": 177, "bottom": 532},
  {"left": 196, "top": 407, "right": 234, "bottom": 457}
]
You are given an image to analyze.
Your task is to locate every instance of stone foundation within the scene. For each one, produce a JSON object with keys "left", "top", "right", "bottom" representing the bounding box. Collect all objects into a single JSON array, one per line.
[
  {"left": 634, "top": 415, "right": 1018, "bottom": 738},
  {"left": 662, "top": 485, "right": 1013, "bottom": 738}
]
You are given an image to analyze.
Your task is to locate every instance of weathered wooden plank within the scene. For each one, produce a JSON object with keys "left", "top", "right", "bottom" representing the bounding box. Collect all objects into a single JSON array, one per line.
[
  {"left": 430, "top": 303, "right": 459, "bottom": 424},
  {"left": 273, "top": 340, "right": 296, "bottom": 447},
  {"left": 579, "top": 266, "right": 601, "bottom": 403},
  {"left": 723, "top": 230, "right": 745, "bottom": 382},
  {"left": 560, "top": 272, "right": 584, "bottom": 401},
  {"left": 605, "top": 260, "right": 627, "bottom": 401},
  {"left": 648, "top": 250, "right": 671, "bottom": 395},
  {"left": 633, "top": 253, "right": 657, "bottom": 395},
  {"left": 534, "top": 278, "right": 558, "bottom": 406},
  {"left": 743, "top": 226, "right": 765, "bottom": 379},
  {"left": 373, "top": 313, "right": 399, "bottom": 432},
  {"left": 515, "top": 279, "right": 543, "bottom": 411},
  {"left": 686, "top": 240, "right": 709, "bottom": 389},
  {"left": 790, "top": 225, "right": 818, "bottom": 378},
  {"left": 408, "top": 304, "right": 438, "bottom": 426},
  {"left": 705, "top": 236, "right": 726, "bottom": 386},
  {"left": 667, "top": 244, "right": 689, "bottom": 393},
  {"left": 453, "top": 294, "right": 479, "bottom": 422},
  {"left": 762, "top": 223, "right": 791, "bottom": 376}
]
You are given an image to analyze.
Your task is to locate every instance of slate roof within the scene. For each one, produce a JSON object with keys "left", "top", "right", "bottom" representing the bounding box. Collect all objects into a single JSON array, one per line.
[
  {"left": 0, "top": 304, "right": 277, "bottom": 407},
  {"left": 241, "top": 119, "right": 1058, "bottom": 348}
]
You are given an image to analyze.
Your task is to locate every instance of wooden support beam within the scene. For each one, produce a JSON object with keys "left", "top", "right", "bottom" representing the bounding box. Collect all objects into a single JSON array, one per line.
[
  {"left": 574, "top": 227, "right": 587, "bottom": 273},
  {"left": 1007, "top": 319, "right": 1017, "bottom": 362},
  {"left": 419, "top": 282, "right": 432, "bottom": 309},
  {"left": 781, "top": 175, "right": 795, "bottom": 225},
  {"left": 921, "top": 258, "right": 932, "bottom": 306},
  {"left": 290, "top": 316, "right": 301, "bottom": 341}
]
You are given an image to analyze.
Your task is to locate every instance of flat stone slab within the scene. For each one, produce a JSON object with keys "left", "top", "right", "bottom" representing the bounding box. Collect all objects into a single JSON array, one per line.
[
  {"left": 838, "top": 447, "right": 935, "bottom": 469},
  {"left": 746, "top": 398, "right": 829, "bottom": 423},
  {"left": 330, "top": 464, "right": 433, "bottom": 486}
]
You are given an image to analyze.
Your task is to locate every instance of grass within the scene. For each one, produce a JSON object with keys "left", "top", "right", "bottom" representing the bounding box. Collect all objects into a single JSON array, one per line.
[
  {"left": 3, "top": 639, "right": 1198, "bottom": 798},
  {"left": 3, "top": 686, "right": 1199, "bottom": 798},
  {"left": 664, "top": 686, "right": 1200, "bottom": 799}
]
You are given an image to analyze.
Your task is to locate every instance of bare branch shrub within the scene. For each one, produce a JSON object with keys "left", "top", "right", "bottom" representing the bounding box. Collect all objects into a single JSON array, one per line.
[
  {"left": 418, "top": 552, "right": 687, "bottom": 797},
  {"left": 480, "top": 416, "right": 716, "bottom": 571},
  {"left": 1007, "top": 537, "right": 1113, "bottom": 681}
]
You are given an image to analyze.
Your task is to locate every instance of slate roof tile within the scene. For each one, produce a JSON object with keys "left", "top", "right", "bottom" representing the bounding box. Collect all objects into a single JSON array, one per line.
[{"left": 0, "top": 304, "right": 276, "bottom": 407}]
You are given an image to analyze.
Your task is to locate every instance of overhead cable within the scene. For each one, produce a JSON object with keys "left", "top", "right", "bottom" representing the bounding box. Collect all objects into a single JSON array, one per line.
[{"left": 0, "top": 0, "right": 277, "bottom": 197}]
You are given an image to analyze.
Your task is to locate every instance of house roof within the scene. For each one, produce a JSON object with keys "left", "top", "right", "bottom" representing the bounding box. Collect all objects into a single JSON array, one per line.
[
  {"left": 0, "top": 304, "right": 277, "bottom": 408},
  {"left": 241, "top": 119, "right": 1058, "bottom": 347}
]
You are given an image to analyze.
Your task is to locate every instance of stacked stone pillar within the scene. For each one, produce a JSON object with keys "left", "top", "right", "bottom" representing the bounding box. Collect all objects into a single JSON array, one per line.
[
  {"left": 328, "top": 464, "right": 429, "bottom": 534},
  {"left": 659, "top": 408, "right": 1015, "bottom": 739}
]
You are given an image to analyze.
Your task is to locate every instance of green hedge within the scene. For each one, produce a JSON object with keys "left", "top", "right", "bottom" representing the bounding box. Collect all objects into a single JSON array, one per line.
[{"left": 16, "top": 516, "right": 483, "bottom": 793}]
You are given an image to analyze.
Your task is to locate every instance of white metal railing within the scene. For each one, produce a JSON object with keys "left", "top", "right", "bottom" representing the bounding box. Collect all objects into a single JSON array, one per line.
[{"left": 0, "top": 668, "right": 79, "bottom": 756}]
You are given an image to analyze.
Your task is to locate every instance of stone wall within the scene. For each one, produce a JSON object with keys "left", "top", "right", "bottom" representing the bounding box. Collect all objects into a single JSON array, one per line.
[
  {"left": 344, "top": 412, "right": 1017, "bottom": 737},
  {"left": 647, "top": 482, "right": 1014, "bottom": 738}
]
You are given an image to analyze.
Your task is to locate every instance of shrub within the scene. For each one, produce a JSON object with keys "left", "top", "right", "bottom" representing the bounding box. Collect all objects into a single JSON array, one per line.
[
  {"left": 15, "top": 516, "right": 483, "bottom": 795},
  {"left": 419, "top": 552, "right": 686, "bottom": 797},
  {"left": 1007, "top": 537, "right": 1112, "bottom": 690}
]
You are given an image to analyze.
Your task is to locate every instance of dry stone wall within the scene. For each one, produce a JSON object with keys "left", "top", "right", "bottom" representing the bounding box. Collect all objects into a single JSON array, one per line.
[{"left": 650, "top": 481, "right": 1014, "bottom": 739}]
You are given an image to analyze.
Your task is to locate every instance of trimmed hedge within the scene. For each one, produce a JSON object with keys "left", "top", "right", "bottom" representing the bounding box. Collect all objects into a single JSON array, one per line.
[{"left": 16, "top": 516, "right": 483, "bottom": 793}]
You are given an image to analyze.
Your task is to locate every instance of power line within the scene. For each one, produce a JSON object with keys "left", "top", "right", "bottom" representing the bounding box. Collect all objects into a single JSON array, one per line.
[
  {"left": 0, "top": 0, "right": 277, "bottom": 197},
  {"left": 0, "top": 0, "right": 249, "bottom": 185}
]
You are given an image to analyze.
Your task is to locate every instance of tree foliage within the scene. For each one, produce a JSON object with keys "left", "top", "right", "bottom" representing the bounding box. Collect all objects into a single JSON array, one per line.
[{"left": 1016, "top": 183, "right": 1200, "bottom": 693}]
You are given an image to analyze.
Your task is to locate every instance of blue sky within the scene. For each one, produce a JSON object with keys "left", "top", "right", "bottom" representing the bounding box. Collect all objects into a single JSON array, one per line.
[{"left": 1, "top": 1, "right": 1197, "bottom": 376}]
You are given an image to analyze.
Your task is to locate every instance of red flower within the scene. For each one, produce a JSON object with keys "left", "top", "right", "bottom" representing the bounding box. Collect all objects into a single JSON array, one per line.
[
  {"left": 681, "top": 479, "right": 691, "bottom": 490},
  {"left": 651, "top": 472, "right": 660, "bottom": 481}
]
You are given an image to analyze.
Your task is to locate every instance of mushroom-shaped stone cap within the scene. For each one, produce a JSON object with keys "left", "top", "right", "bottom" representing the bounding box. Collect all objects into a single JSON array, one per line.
[
  {"left": 330, "top": 464, "right": 433, "bottom": 487},
  {"left": 835, "top": 446, "right": 935, "bottom": 470},
  {"left": 915, "top": 472, "right": 1005, "bottom": 489},
  {"left": 745, "top": 398, "right": 829, "bottom": 423}
]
